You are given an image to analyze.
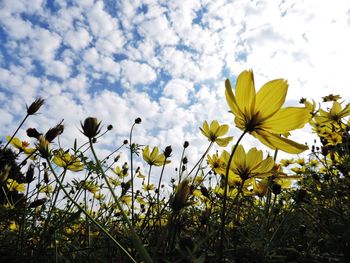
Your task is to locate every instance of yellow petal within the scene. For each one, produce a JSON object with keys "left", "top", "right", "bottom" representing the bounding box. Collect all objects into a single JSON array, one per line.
[
  {"left": 216, "top": 124, "right": 229, "bottom": 137},
  {"left": 216, "top": 137, "right": 233, "bottom": 147},
  {"left": 256, "top": 79, "right": 288, "bottom": 120},
  {"left": 225, "top": 79, "right": 242, "bottom": 117},
  {"left": 253, "top": 131, "right": 308, "bottom": 154},
  {"left": 235, "top": 70, "right": 256, "bottom": 118},
  {"left": 262, "top": 107, "right": 309, "bottom": 134}
]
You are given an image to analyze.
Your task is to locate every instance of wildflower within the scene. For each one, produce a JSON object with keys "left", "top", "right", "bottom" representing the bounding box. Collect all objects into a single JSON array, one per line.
[
  {"left": 5, "top": 136, "right": 36, "bottom": 158},
  {"left": 9, "top": 221, "right": 19, "bottom": 232},
  {"left": 53, "top": 149, "right": 84, "bottom": 172},
  {"left": 317, "top": 101, "right": 350, "bottom": 127},
  {"left": 225, "top": 70, "right": 309, "bottom": 153},
  {"left": 207, "top": 152, "right": 226, "bottom": 174},
  {"left": 81, "top": 117, "right": 101, "bottom": 139},
  {"left": 6, "top": 179, "right": 26, "bottom": 193},
  {"left": 143, "top": 183, "right": 155, "bottom": 191},
  {"left": 200, "top": 120, "right": 233, "bottom": 147},
  {"left": 142, "top": 146, "right": 171, "bottom": 166},
  {"left": 26, "top": 97, "right": 44, "bottom": 115},
  {"left": 223, "top": 145, "right": 274, "bottom": 181},
  {"left": 279, "top": 158, "right": 294, "bottom": 167}
]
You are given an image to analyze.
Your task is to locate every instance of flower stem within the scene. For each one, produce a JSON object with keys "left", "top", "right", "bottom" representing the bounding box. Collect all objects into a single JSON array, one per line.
[
  {"left": 46, "top": 158, "right": 138, "bottom": 263},
  {"left": 219, "top": 129, "right": 247, "bottom": 261},
  {"left": 89, "top": 139, "right": 153, "bottom": 263},
  {"left": 3, "top": 114, "right": 29, "bottom": 150}
]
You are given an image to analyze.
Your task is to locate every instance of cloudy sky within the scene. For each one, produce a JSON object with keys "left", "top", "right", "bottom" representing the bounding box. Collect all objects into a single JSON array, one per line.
[{"left": 1, "top": 0, "right": 350, "bottom": 180}]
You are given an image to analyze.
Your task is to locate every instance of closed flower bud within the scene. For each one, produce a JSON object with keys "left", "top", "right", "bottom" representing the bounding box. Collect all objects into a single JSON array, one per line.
[
  {"left": 0, "top": 165, "right": 11, "bottom": 184},
  {"left": 81, "top": 117, "right": 101, "bottom": 139},
  {"left": 26, "top": 98, "right": 45, "bottom": 115},
  {"left": 123, "top": 139, "right": 128, "bottom": 144},
  {"left": 45, "top": 122, "right": 64, "bottom": 142},
  {"left": 36, "top": 135, "right": 50, "bottom": 158},
  {"left": 107, "top": 124, "right": 113, "bottom": 130},
  {"left": 29, "top": 198, "right": 47, "bottom": 208},
  {"left": 134, "top": 117, "right": 142, "bottom": 124},
  {"left": 25, "top": 164, "right": 35, "bottom": 184},
  {"left": 272, "top": 183, "right": 282, "bottom": 195},
  {"left": 172, "top": 180, "right": 190, "bottom": 212},
  {"left": 183, "top": 141, "right": 189, "bottom": 148},
  {"left": 26, "top": 128, "right": 42, "bottom": 139},
  {"left": 164, "top": 145, "right": 172, "bottom": 158}
]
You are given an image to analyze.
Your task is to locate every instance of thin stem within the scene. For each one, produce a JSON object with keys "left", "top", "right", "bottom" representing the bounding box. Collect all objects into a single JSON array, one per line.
[
  {"left": 219, "top": 130, "right": 247, "bottom": 261},
  {"left": 156, "top": 157, "right": 169, "bottom": 227},
  {"left": 129, "top": 123, "right": 136, "bottom": 227},
  {"left": 189, "top": 142, "right": 214, "bottom": 183},
  {"left": 3, "top": 114, "right": 29, "bottom": 150},
  {"left": 89, "top": 139, "right": 153, "bottom": 263},
  {"left": 46, "top": 158, "right": 137, "bottom": 263}
]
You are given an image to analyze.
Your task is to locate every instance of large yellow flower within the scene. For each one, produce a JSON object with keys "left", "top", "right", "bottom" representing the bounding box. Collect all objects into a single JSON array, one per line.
[{"left": 225, "top": 70, "right": 310, "bottom": 153}]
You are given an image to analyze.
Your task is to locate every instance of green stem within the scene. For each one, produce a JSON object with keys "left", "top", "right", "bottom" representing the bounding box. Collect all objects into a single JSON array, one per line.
[
  {"left": 129, "top": 123, "right": 136, "bottom": 227},
  {"left": 156, "top": 157, "right": 169, "bottom": 227},
  {"left": 219, "top": 129, "right": 247, "bottom": 261},
  {"left": 46, "top": 158, "right": 137, "bottom": 263},
  {"left": 3, "top": 114, "right": 29, "bottom": 150},
  {"left": 89, "top": 139, "right": 153, "bottom": 263}
]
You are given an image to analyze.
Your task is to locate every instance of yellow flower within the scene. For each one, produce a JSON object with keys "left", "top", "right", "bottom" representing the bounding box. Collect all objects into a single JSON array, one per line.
[
  {"left": 207, "top": 152, "right": 226, "bottom": 174},
  {"left": 53, "top": 149, "right": 84, "bottom": 172},
  {"left": 142, "top": 146, "right": 171, "bottom": 166},
  {"left": 5, "top": 136, "right": 36, "bottom": 159},
  {"left": 225, "top": 70, "right": 309, "bottom": 153},
  {"left": 200, "top": 120, "right": 233, "bottom": 147},
  {"left": 223, "top": 145, "right": 274, "bottom": 181},
  {"left": 9, "top": 221, "right": 19, "bottom": 232},
  {"left": 317, "top": 101, "right": 350, "bottom": 126},
  {"left": 6, "top": 179, "right": 26, "bottom": 193}
]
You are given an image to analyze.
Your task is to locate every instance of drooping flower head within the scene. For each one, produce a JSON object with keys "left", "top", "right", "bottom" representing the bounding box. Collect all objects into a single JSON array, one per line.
[
  {"left": 200, "top": 120, "right": 233, "bottom": 147},
  {"left": 225, "top": 70, "right": 310, "bottom": 153}
]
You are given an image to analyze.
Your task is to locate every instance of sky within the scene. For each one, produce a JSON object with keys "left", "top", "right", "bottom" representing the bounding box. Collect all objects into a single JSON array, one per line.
[{"left": 1, "top": 0, "right": 350, "bottom": 182}]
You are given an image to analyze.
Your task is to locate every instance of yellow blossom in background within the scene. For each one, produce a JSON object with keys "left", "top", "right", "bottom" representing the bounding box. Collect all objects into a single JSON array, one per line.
[
  {"left": 39, "top": 185, "right": 53, "bottom": 195},
  {"left": 93, "top": 192, "right": 105, "bottom": 201},
  {"left": 114, "top": 165, "right": 128, "bottom": 178},
  {"left": 225, "top": 70, "right": 309, "bottom": 153},
  {"left": 279, "top": 158, "right": 294, "bottom": 167},
  {"left": 6, "top": 179, "right": 26, "bottom": 193},
  {"left": 81, "top": 181, "right": 99, "bottom": 194},
  {"left": 207, "top": 152, "right": 226, "bottom": 174},
  {"left": 53, "top": 149, "right": 84, "bottom": 172},
  {"left": 142, "top": 183, "right": 155, "bottom": 191},
  {"left": 142, "top": 146, "right": 171, "bottom": 166},
  {"left": 200, "top": 120, "right": 233, "bottom": 147},
  {"left": 317, "top": 101, "right": 350, "bottom": 126},
  {"left": 325, "top": 132, "right": 342, "bottom": 146},
  {"left": 222, "top": 145, "right": 274, "bottom": 181},
  {"left": 9, "top": 221, "right": 19, "bottom": 232}
]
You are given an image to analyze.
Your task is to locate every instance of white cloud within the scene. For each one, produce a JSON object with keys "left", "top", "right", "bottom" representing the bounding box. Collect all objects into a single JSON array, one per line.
[
  {"left": 64, "top": 27, "right": 91, "bottom": 51},
  {"left": 163, "top": 79, "right": 194, "bottom": 105},
  {"left": 120, "top": 60, "right": 157, "bottom": 86}
]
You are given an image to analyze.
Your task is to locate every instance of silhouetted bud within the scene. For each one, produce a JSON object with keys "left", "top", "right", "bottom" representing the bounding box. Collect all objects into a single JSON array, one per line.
[
  {"left": 81, "top": 117, "right": 101, "bottom": 139},
  {"left": 26, "top": 98, "right": 44, "bottom": 115},
  {"left": 183, "top": 141, "right": 189, "bottom": 148},
  {"left": 107, "top": 124, "right": 113, "bottom": 130},
  {"left": 29, "top": 198, "right": 47, "bottom": 208},
  {"left": 183, "top": 156, "right": 188, "bottom": 164},
  {"left": 45, "top": 121, "right": 64, "bottom": 142},
  {"left": 135, "top": 117, "right": 142, "bottom": 124},
  {"left": 26, "top": 128, "right": 42, "bottom": 139},
  {"left": 123, "top": 139, "right": 128, "bottom": 144},
  {"left": 164, "top": 145, "right": 172, "bottom": 158},
  {"left": 272, "top": 183, "right": 282, "bottom": 195},
  {"left": 172, "top": 180, "right": 190, "bottom": 212},
  {"left": 200, "top": 186, "right": 210, "bottom": 198},
  {"left": 36, "top": 135, "right": 50, "bottom": 158},
  {"left": 25, "top": 164, "right": 35, "bottom": 184}
]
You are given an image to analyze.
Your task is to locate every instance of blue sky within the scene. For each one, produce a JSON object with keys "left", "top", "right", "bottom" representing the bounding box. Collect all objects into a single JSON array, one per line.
[{"left": 1, "top": 0, "right": 350, "bottom": 174}]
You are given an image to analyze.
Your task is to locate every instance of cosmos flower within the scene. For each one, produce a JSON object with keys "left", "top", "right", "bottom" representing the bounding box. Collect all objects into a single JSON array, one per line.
[{"left": 225, "top": 70, "right": 309, "bottom": 153}]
